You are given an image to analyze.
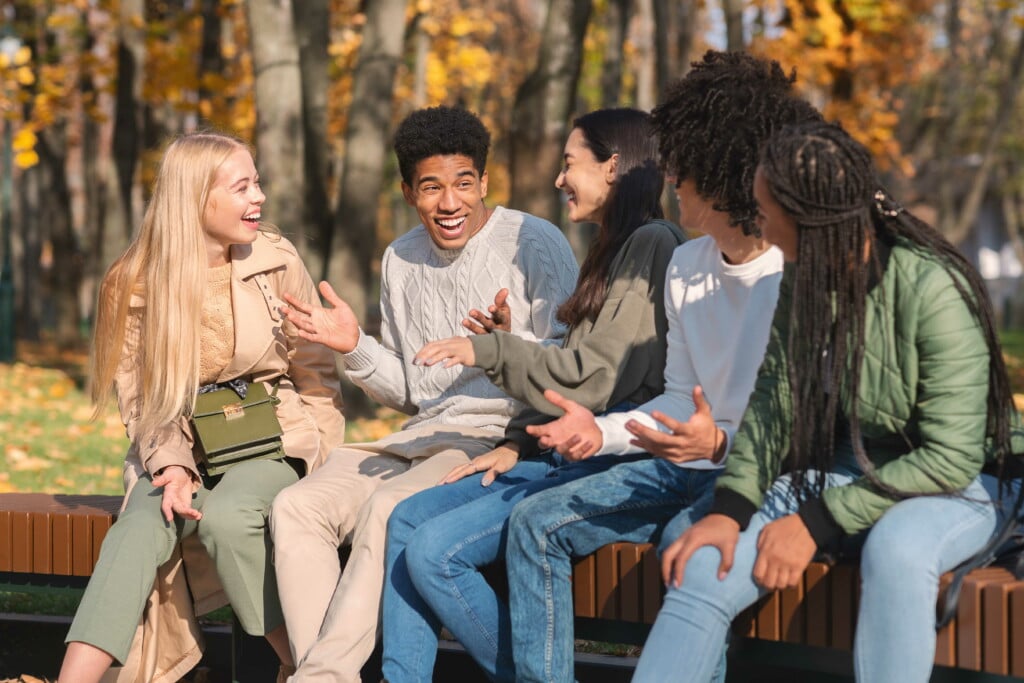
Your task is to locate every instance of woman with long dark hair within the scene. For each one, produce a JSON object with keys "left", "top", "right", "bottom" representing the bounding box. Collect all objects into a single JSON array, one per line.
[
  {"left": 635, "top": 120, "right": 1020, "bottom": 683},
  {"left": 377, "top": 108, "right": 684, "bottom": 683}
]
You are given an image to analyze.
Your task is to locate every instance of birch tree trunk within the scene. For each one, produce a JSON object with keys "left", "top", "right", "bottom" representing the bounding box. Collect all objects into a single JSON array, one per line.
[
  {"left": 326, "top": 0, "right": 408, "bottom": 325},
  {"left": 293, "top": 0, "right": 331, "bottom": 278},
  {"left": 509, "top": 0, "right": 593, "bottom": 224},
  {"left": 244, "top": 0, "right": 310, "bottom": 257}
]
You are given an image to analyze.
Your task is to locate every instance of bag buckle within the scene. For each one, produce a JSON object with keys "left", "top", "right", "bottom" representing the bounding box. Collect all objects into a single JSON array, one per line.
[{"left": 223, "top": 402, "right": 245, "bottom": 421}]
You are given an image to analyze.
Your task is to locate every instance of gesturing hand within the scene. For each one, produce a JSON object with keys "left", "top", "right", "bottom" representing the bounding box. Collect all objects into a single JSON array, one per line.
[
  {"left": 752, "top": 513, "right": 817, "bottom": 591},
  {"left": 625, "top": 386, "right": 726, "bottom": 464},
  {"left": 526, "top": 389, "right": 603, "bottom": 461},
  {"left": 152, "top": 465, "right": 202, "bottom": 523},
  {"left": 415, "top": 337, "right": 475, "bottom": 368},
  {"left": 282, "top": 281, "right": 361, "bottom": 354},
  {"left": 441, "top": 444, "right": 519, "bottom": 486},
  {"left": 463, "top": 288, "right": 512, "bottom": 334},
  {"left": 661, "top": 513, "right": 740, "bottom": 588}
]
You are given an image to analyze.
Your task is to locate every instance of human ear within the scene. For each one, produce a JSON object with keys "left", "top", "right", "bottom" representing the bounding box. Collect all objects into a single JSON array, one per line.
[
  {"left": 604, "top": 154, "right": 619, "bottom": 184},
  {"left": 401, "top": 182, "right": 415, "bottom": 207}
]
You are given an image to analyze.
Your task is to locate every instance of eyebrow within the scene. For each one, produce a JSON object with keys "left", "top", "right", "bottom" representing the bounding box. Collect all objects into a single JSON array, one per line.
[
  {"left": 228, "top": 176, "right": 255, "bottom": 189},
  {"left": 417, "top": 169, "right": 477, "bottom": 186}
]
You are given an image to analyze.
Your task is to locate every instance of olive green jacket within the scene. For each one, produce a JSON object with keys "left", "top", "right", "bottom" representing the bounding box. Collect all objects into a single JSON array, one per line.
[
  {"left": 712, "top": 241, "right": 996, "bottom": 539},
  {"left": 470, "top": 219, "right": 686, "bottom": 458}
]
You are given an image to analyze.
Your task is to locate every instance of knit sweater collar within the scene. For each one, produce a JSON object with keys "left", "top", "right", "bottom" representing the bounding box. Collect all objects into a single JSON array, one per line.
[{"left": 427, "top": 205, "right": 503, "bottom": 262}]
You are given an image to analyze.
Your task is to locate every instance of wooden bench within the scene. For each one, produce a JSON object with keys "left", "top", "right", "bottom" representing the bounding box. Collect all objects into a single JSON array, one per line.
[
  {"left": 4, "top": 493, "right": 1023, "bottom": 681},
  {"left": 570, "top": 542, "right": 1024, "bottom": 680}
]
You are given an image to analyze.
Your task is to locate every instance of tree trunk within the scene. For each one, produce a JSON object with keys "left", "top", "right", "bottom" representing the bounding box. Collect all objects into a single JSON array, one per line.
[
  {"left": 37, "top": 127, "right": 82, "bottom": 348},
  {"left": 946, "top": 30, "right": 1024, "bottom": 246},
  {"left": 721, "top": 0, "right": 745, "bottom": 51},
  {"left": 600, "top": 0, "right": 629, "bottom": 108},
  {"left": 326, "top": 0, "right": 408, "bottom": 326},
  {"left": 509, "top": 0, "right": 593, "bottom": 224},
  {"left": 198, "top": 0, "right": 224, "bottom": 126},
  {"left": 293, "top": 0, "right": 331, "bottom": 277},
  {"left": 654, "top": 0, "right": 697, "bottom": 97},
  {"left": 244, "top": 0, "right": 309, "bottom": 257}
]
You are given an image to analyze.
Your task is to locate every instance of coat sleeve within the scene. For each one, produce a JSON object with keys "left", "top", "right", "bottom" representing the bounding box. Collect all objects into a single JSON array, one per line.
[
  {"left": 114, "top": 307, "right": 200, "bottom": 479},
  {"left": 279, "top": 251, "right": 347, "bottom": 456},
  {"left": 819, "top": 265, "right": 990, "bottom": 535},
  {"left": 477, "top": 222, "right": 682, "bottom": 457}
]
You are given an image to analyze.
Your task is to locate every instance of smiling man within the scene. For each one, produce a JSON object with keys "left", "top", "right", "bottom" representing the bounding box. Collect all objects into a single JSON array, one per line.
[{"left": 269, "top": 106, "right": 578, "bottom": 683}]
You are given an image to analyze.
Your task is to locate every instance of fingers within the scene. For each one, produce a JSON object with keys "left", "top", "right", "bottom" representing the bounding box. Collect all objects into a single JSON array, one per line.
[
  {"left": 543, "top": 389, "right": 579, "bottom": 415},
  {"left": 318, "top": 281, "right": 344, "bottom": 308},
  {"left": 649, "top": 410, "right": 687, "bottom": 434},
  {"left": 717, "top": 537, "right": 735, "bottom": 580},
  {"left": 481, "top": 466, "right": 500, "bottom": 487},
  {"left": 692, "top": 385, "right": 712, "bottom": 416},
  {"left": 462, "top": 315, "right": 488, "bottom": 335},
  {"left": 493, "top": 288, "right": 509, "bottom": 308},
  {"left": 440, "top": 462, "right": 476, "bottom": 485},
  {"left": 281, "top": 293, "right": 312, "bottom": 315}
]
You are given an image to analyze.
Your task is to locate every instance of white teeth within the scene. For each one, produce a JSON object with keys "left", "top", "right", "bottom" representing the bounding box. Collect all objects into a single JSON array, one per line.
[
  {"left": 438, "top": 217, "right": 464, "bottom": 228},
  {"left": 244, "top": 214, "right": 261, "bottom": 221}
]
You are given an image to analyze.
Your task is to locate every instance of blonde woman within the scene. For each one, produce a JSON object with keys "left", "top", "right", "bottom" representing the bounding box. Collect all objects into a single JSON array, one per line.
[{"left": 58, "top": 132, "right": 345, "bottom": 683}]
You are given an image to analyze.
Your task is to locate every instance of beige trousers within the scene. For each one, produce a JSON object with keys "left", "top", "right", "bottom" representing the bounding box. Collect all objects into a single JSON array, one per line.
[{"left": 270, "top": 423, "right": 500, "bottom": 682}]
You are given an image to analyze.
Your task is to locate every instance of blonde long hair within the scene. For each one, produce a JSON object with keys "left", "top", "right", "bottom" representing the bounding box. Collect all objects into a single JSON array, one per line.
[{"left": 90, "top": 132, "right": 251, "bottom": 436}]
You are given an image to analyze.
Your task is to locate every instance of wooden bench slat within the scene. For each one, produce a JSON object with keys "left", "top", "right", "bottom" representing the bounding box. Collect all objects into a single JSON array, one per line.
[
  {"left": 829, "top": 563, "right": 857, "bottom": 651},
  {"left": 803, "top": 562, "right": 829, "bottom": 647},
  {"left": 936, "top": 573, "right": 957, "bottom": 667},
  {"left": 1011, "top": 583, "right": 1024, "bottom": 677},
  {"left": 572, "top": 554, "right": 596, "bottom": 618},
  {"left": 615, "top": 543, "right": 641, "bottom": 623},
  {"left": 982, "top": 570, "right": 1016, "bottom": 675}
]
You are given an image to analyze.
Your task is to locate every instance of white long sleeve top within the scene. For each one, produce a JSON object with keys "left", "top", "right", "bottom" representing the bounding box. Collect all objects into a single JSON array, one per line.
[{"left": 595, "top": 235, "right": 783, "bottom": 469}]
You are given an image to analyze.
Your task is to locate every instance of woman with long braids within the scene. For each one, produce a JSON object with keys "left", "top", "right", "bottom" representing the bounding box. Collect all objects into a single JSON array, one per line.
[
  {"left": 635, "top": 121, "right": 1020, "bottom": 683},
  {"left": 378, "top": 108, "right": 685, "bottom": 683}
]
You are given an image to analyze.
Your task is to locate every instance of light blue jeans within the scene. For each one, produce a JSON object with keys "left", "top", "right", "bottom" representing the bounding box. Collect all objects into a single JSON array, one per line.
[
  {"left": 505, "top": 457, "right": 722, "bottom": 683},
  {"left": 381, "top": 452, "right": 645, "bottom": 683},
  {"left": 632, "top": 469, "right": 1003, "bottom": 683}
]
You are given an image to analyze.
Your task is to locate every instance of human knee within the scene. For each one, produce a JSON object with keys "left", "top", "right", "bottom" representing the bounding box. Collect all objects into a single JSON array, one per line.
[
  {"left": 104, "top": 510, "right": 177, "bottom": 562},
  {"left": 860, "top": 521, "right": 935, "bottom": 584},
  {"left": 198, "top": 496, "right": 259, "bottom": 546},
  {"left": 404, "top": 522, "right": 448, "bottom": 579}
]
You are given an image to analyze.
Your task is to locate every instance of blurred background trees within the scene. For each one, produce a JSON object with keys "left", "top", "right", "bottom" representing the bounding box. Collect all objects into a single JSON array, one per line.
[{"left": 2, "top": 0, "right": 1024, "bottom": 359}]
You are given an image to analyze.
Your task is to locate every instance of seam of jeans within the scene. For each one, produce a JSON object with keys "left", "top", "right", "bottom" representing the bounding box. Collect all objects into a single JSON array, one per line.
[{"left": 438, "top": 522, "right": 506, "bottom": 652}]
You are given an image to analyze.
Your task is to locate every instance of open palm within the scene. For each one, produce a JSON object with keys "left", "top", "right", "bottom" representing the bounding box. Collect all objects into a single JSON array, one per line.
[{"left": 282, "top": 281, "right": 361, "bottom": 354}]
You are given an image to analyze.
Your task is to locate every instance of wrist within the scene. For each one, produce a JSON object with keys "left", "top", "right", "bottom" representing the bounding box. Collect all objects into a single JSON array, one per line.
[{"left": 710, "top": 428, "right": 727, "bottom": 464}]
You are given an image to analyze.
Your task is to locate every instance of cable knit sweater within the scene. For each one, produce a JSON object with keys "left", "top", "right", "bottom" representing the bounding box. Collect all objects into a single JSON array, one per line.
[{"left": 342, "top": 205, "right": 579, "bottom": 432}]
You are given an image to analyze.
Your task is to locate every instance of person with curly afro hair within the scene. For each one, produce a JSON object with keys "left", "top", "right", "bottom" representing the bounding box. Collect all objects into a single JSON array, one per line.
[
  {"left": 270, "top": 105, "right": 579, "bottom": 682},
  {"left": 499, "top": 51, "right": 821, "bottom": 683}
]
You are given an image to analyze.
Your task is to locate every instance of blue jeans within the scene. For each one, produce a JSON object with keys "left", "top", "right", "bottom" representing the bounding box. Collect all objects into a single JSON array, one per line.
[
  {"left": 505, "top": 458, "right": 721, "bottom": 683},
  {"left": 381, "top": 452, "right": 644, "bottom": 683},
  {"left": 632, "top": 470, "right": 1001, "bottom": 683}
]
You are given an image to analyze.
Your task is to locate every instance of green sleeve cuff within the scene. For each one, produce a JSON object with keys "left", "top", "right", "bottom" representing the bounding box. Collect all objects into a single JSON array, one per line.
[{"left": 470, "top": 333, "right": 500, "bottom": 370}]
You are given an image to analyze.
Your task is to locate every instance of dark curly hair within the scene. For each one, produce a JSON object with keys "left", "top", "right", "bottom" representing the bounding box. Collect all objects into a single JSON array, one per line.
[
  {"left": 759, "top": 121, "right": 1014, "bottom": 501},
  {"left": 393, "top": 106, "right": 491, "bottom": 185},
  {"left": 557, "top": 108, "right": 664, "bottom": 327},
  {"left": 652, "top": 50, "right": 821, "bottom": 235}
]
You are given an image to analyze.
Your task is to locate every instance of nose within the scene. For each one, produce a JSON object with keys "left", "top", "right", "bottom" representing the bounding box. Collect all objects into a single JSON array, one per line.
[
  {"left": 438, "top": 185, "right": 459, "bottom": 213},
  {"left": 251, "top": 184, "right": 266, "bottom": 205},
  {"left": 554, "top": 170, "right": 566, "bottom": 190}
]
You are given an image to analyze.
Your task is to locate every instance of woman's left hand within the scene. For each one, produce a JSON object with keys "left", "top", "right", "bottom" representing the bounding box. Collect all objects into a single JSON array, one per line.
[
  {"left": 752, "top": 513, "right": 817, "bottom": 590},
  {"left": 415, "top": 337, "right": 475, "bottom": 368}
]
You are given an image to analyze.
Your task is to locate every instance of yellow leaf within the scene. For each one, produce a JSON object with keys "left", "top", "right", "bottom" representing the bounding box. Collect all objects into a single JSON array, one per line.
[
  {"left": 16, "top": 65, "right": 34, "bottom": 85},
  {"left": 14, "top": 45, "right": 31, "bottom": 67},
  {"left": 14, "top": 150, "right": 38, "bottom": 169},
  {"left": 12, "top": 127, "right": 36, "bottom": 151}
]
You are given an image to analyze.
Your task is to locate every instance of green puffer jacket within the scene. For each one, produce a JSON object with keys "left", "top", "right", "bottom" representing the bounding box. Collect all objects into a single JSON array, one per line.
[{"left": 711, "top": 240, "right": 996, "bottom": 541}]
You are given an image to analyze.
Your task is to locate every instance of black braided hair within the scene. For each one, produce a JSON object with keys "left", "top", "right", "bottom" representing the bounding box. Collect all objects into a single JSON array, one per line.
[
  {"left": 759, "top": 121, "right": 1014, "bottom": 499},
  {"left": 557, "top": 108, "right": 665, "bottom": 328},
  {"left": 652, "top": 50, "right": 822, "bottom": 235}
]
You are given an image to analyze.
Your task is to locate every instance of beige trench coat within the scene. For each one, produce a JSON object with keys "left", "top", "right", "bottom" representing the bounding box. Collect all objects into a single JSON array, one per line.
[{"left": 100, "top": 233, "right": 346, "bottom": 683}]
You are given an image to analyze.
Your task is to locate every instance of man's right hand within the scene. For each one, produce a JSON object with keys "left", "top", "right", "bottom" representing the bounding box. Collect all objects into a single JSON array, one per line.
[
  {"left": 151, "top": 465, "right": 202, "bottom": 523},
  {"left": 282, "top": 281, "right": 361, "bottom": 354},
  {"left": 660, "top": 513, "right": 739, "bottom": 588},
  {"left": 526, "top": 389, "right": 603, "bottom": 461}
]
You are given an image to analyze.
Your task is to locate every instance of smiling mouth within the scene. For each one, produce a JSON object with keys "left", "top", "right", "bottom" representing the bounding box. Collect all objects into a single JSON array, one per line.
[
  {"left": 243, "top": 213, "right": 261, "bottom": 224},
  {"left": 436, "top": 216, "right": 467, "bottom": 235}
]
